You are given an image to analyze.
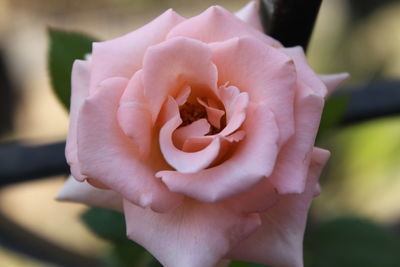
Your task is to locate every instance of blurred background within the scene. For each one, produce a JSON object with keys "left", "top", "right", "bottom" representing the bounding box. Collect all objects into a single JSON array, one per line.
[{"left": 0, "top": 0, "right": 399, "bottom": 266}]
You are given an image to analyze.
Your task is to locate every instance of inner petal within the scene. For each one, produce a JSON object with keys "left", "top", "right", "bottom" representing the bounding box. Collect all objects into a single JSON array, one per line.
[
  {"left": 159, "top": 97, "right": 222, "bottom": 173},
  {"left": 197, "top": 97, "right": 225, "bottom": 129},
  {"left": 175, "top": 85, "right": 191, "bottom": 106},
  {"left": 182, "top": 130, "right": 245, "bottom": 163},
  {"left": 173, "top": 119, "right": 210, "bottom": 149},
  {"left": 218, "top": 84, "right": 240, "bottom": 121},
  {"left": 219, "top": 89, "right": 249, "bottom": 137}
]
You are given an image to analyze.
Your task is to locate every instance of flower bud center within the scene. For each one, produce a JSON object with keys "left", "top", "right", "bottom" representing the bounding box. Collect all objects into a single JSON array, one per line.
[
  {"left": 179, "top": 100, "right": 224, "bottom": 135},
  {"left": 179, "top": 102, "right": 207, "bottom": 127}
]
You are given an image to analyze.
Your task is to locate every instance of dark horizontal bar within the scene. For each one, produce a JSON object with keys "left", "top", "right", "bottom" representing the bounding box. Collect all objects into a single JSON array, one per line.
[
  {"left": 0, "top": 141, "right": 69, "bottom": 187},
  {"left": 338, "top": 79, "right": 400, "bottom": 125}
]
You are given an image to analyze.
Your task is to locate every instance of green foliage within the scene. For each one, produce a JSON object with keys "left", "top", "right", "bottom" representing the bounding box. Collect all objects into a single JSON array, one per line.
[
  {"left": 229, "top": 261, "right": 269, "bottom": 267},
  {"left": 102, "top": 242, "right": 162, "bottom": 267},
  {"left": 81, "top": 207, "right": 161, "bottom": 267},
  {"left": 317, "top": 94, "right": 349, "bottom": 139},
  {"left": 48, "top": 28, "right": 97, "bottom": 110},
  {"left": 81, "top": 207, "right": 128, "bottom": 243},
  {"left": 305, "top": 217, "right": 400, "bottom": 267}
]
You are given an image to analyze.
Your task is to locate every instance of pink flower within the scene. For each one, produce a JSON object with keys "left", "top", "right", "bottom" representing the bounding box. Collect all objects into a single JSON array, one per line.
[{"left": 58, "top": 1, "right": 348, "bottom": 266}]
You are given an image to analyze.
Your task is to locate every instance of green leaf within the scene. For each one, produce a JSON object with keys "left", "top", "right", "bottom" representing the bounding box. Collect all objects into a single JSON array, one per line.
[
  {"left": 229, "top": 261, "right": 269, "bottom": 267},
  {"left": 103, "top": 242, "right": 158, "bottom": 267},
  {"left": 304, "top": 217, "right": 400, "bottom": 267},
  {"left": 80, "top": 207, "right": 128, "bottom": 243},
  {"left": 48, "top": 28, "right": 97, "bottom": 110},
  {"left": 317, "top": 95, "right": 349, "bottom": 139}
]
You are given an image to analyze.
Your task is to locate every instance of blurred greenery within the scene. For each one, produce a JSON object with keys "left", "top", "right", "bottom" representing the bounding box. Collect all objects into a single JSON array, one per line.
[
  {"left": 81, "top": 207, "right": 127, "bottom": 244},
  {"left": 48, "top": 29, "right": 97, "bottom": 110},
  {"left": 317, "top": 94, "right": 349, "bottom": 140},
  {"left": 103, "top": 242, "right": 162, "bottom": 267},
  {"left": 304, "top": 217, "right": 400, "bottom": 267}
]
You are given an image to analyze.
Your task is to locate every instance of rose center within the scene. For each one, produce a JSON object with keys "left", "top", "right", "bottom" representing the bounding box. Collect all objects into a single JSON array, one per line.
[
  {"left": 179, "top": 101, "right": 224, "bottom": 135},
  {"left": 179, "top": 102, "right": 207, "bottom": 127}
]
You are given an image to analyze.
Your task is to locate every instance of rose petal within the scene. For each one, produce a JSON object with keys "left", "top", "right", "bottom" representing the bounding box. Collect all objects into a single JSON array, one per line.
[
  {"left": 57, "top": 176, "right": 123, "bottom": 211},
  {"left": 175, "top": 85, "right": 191, "bottom": 106},
  {"left": 182, "top": 136, "right": 213, "bottom": 153},
  {"left": 86, "top": 178, "right": 110, "bottom": 190},
  {"left": 218, "top": 85, "right": 240, "bottom": 122},
  {"left": 124, "top": 199, "right": 261, "bottom": 267},
  {"left": 235, "top": 0, "right": 263, "bottom": 32},
  {"left": 118, "top": 70, "right": 152, "bottom": 158},
  {"left": 159, "top": 97, "right": 221, "bottom": 173},
  {"left": 173, "top": 119, "right": 210, "bottom": 149},
  {"left": 211, "top": 37, "right": 296, "bottom": 146},
  {"left": 219, "top": 92, "right": 249, "bottom": 137},
  {"left": 143, "top": 37, "right": 218, "bottom": 122},
  {"left": 319, "top": 73, "right": 349, "bottom": 97},
  {"left": 65, "top": 60, "right": 91, "bottom": 181},
  {"left": 181, "top": 130, "right": 245, "bottom": 167},
  {"left": 167, "top": 5, "right": 280, "bottom": 47},
  {"left": 223, "top": 177, "right": 278, "bottom": 214},
  {"left": 197, "top": 98, "right": 225, "bottom": 129},
  {"left": 157, "top": 103, "right": 279, "bottom": 202},
  {"left": 266, "top": 46, "right": 329, "bottom": 194},
  {"left": 282, "top": 46, "right": 328, "bottom": 98},
  {"left": 314, "top": 182, "right": 322, "bottom": 197},
  {"left": 89, "top": 9, "right": 185, "bottom": 93},
  {"left": 269, "top": 92, "right": 324, "bottom": 194},
  {"left": 77, "top": 77, "right": 183, "bottom": 212},
  {"left": 227, "top": 148, "right": 331, "bottom": 267},
  {"left": 224, "top": 130, "right": 246, "bottom": 142}
]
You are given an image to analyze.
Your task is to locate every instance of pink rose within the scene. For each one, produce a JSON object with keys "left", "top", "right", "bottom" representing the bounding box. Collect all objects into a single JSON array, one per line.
[{"left": 58, "top": 1, "right": 348, "bottom": 266}]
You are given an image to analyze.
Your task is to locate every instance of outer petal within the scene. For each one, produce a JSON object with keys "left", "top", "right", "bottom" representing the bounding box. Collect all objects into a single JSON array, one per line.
[
  {"left": 227, "top": 148, "right": 331, "bottom": 267},
  {"left": 118, "top": 70, "right": 152, "bottom": 158},
  {"left": 269, "top": 92, "right": 324, "bottom": 194},
  {"left": 143, "top": 37, "right": 218, "bottom": 122},
  {"left": 282, "top": 46, "right": 327, "bottom": 98},
  {"left": 65, "top": 60, "right": 90, "bottom": 181},
  {"left": 167, "top": 6, "right": 280, "bottom": 47},
  {"left": 269, "top": 47, "right": 328, "bottom": 194},
  {"left": 319, "top": 73, "right": 349, "bottom": 96},
  {"left": 210, "top": 37, "right": 296, "bottom": 146},
  {"left": 57, "top": 176, "right": 123, "bottom": 211},
  {"left": 124, "top": 199, "right": 261, "bottom": 267},
  {"left": 235, "top": 0, "right": 263, "bottom": 32},
  {"left": 77, "top": 77, "right": 183, "bottom": 212},
  {"left": 89, "top": 9, "right": 185, "bottom": 93},
  {"left": 223, "top": 177, "right": 278, "bottom": 214},
  {"left": 157, "top": 103, "right": 279, "bottom": 202}
]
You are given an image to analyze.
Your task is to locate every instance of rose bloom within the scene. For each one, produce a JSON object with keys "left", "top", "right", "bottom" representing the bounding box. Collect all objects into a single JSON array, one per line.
[{"left": 58, "top": 1, "right": 348, "bottom": 267}]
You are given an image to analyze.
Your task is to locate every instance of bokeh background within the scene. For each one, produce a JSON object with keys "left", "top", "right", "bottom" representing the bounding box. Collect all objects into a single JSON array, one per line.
[{"left": 0, "top": 0, "right": 399, "bottom": 266}]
